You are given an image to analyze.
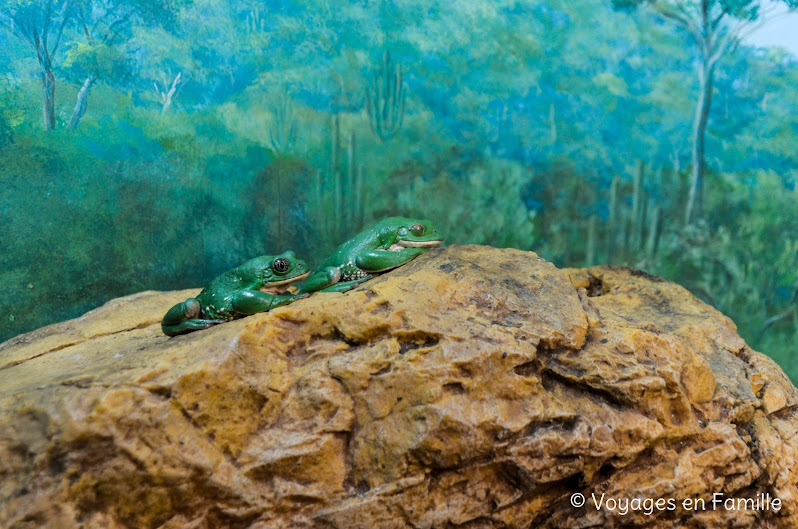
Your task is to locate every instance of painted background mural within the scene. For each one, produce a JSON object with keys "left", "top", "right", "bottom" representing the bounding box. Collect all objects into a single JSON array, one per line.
[{"left": 1, "top": 0, "right": 796, "bottom": 381}]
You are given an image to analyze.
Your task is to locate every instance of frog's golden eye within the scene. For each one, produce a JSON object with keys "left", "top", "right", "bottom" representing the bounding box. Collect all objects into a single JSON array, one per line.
[
  {"left": 272, "top": 257, "right": 290, "bottom": 273},
  {"left": 410, "top": 224, "right": 425, "bottom": 236}
]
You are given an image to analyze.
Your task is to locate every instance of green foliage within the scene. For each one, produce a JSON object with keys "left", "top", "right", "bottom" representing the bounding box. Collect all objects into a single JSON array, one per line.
[
  {"left": 62, "top": 41, "right": 132, "bottom": 81},
  {"left": 0, "top": 0, "right": 796, "bottom": 386},
  {"left": 247, "top": 156, "right": 313, "bottom": 255},
  {"left": 0, "top": 82, "right": 22, "bottom": 147},
  {"left": 378, "top": 156, "right": 537, "bottom": 250},
  {"left": 647, "top": 173, "right": 798, "bottom": 376}
]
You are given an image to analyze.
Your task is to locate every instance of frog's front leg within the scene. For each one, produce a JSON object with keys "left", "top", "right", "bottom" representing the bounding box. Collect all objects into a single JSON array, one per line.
[
  {"left": 292, "top": 267, "right": 342, "bottom": 295},
  {"left": 231, "top": 289, "right": 307, "bottom": 315},
  {"left": 355, "top": 248, "right": 426, "bottom": 273}
]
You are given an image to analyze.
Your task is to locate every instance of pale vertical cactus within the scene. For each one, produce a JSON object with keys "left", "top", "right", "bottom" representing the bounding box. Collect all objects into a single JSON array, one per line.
[
  {"left": 631, "top": 161, "right": 644, "bottom": 251},
  {"left": 606, "top": 176, "right": 619, "bottom": 261},
  {"left": 587, "top": 215, "right": 596, "bottom": 266},
  {"left": 267, "top": 85, "right": 297, "bottom": 155},
  {"left": 646, "top": 201, "right": 661, "bottom": 261},
  {"left": 346, "top": 130, "right": 356, "bottom": 232},
  {"left": 321, "top": 115, "right": 362, "bottom": 240},
  {"left": 365, "top": 51, "right": 406, "bottom": 141}
]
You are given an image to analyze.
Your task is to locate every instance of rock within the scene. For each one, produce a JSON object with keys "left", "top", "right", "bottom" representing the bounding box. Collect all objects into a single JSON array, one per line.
[{"left": 0, "top": 245, "right": 796, "bottom": 529}]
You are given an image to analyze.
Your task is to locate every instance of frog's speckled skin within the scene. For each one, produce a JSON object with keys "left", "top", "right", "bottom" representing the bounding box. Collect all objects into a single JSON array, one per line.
[
  {"left": 161, "top": 251, "right": 309, "bottom": 336},
  {"left": 292, "top": 217, "right": 443, "bottom": 295}
]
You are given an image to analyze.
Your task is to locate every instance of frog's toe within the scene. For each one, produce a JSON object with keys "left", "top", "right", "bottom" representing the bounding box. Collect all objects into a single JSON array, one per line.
[
  {"left": 162, "top": 318, "right": 225, "bottom": 337},
  {"left": 318, "top": 278, "right": 366, "bottom": 293}
]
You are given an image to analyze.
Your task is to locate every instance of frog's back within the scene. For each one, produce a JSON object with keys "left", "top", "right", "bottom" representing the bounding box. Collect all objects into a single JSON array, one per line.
[
  {"left": 322, "top": 224, "right": 387, "bottom": 266},
  {"left": 196, "top": 267, "right": 246, "bottom": 304}
]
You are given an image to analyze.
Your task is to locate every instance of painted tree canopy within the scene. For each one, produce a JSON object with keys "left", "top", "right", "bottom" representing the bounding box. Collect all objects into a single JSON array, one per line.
[
  {"left": 1, "top": 0, "right": 797, "bottom": 381},
  {"left": 611, "top": 0, "right": 798, "bottom": 222}
]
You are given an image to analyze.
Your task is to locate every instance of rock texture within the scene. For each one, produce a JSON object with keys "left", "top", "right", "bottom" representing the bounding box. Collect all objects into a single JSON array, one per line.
[{"left": 0, "top": 245, "right": 796, "bottom": 529}]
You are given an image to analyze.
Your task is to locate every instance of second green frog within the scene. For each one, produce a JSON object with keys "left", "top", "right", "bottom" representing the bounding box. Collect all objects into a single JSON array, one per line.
[{"left": 292, "top": 216, "right": 444, "bottom": 295}]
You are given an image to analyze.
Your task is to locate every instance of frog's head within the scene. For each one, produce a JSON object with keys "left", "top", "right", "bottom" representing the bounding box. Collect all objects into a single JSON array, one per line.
[
  {"left": 381, "top": 217, "right": 444, "bottom": 250},
  {"left": 254, "top": 251, "right": 310, "bottom": 293}
]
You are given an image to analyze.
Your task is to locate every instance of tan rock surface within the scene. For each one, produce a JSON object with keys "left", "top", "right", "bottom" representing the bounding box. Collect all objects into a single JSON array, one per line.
[{"left": 0, "top": 245, "right": 796, "bottom": 528}]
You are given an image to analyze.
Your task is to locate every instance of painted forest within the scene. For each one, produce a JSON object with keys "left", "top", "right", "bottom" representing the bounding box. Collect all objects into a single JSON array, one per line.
[{"left": 1, "top": 0, "right": 797, "bottom": 381}]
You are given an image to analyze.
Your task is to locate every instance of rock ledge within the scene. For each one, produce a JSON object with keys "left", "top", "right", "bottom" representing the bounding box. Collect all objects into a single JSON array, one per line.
[{"left": 0, "top": 245, "right": 796, "bottom": 528}]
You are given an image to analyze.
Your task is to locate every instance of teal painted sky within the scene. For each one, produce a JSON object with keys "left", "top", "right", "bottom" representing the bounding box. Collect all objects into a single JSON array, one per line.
[{"left": 746, "top": 3, "right": 798, "bottom": 55}]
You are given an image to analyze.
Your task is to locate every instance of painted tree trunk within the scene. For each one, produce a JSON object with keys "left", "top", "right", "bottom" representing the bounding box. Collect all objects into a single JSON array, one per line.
[
  {"left": 685, "top": 62, "right": 714, "bottom": 224},
  {"left": 68, "top": 76, "right": 96, "bottom": 129},
  {"left": 41, "top": 68, "right": 56, "bottom": 131},
  {"left": 160, "top": 72, "right": 182, "bottom": 114},
  {"left": 549, "top": 102, "right": 557, "bottom": 144}
]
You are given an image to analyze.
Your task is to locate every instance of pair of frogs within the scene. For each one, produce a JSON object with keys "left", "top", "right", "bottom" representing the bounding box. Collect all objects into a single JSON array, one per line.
[{"left": 162, "top": 217, "right": 443, "bottom": 336}]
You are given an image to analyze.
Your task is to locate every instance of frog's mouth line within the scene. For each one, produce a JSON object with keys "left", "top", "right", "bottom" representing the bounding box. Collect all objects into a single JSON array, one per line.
[
  {"left": 259, "top": 271, "right": 310, "bottom": 295},
  {"left": 395, "top": 238, "right": 444, "bottom": 249}
]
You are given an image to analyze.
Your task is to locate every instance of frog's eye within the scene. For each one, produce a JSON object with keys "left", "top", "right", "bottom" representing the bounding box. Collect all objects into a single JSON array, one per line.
[
  {"left": 272, "top": 257, "right": 290, "bottom": 273},
  {"left": 410, "top": 224, "right": 425, "bottom": 236},
  {"left": 397, "top": 227, "right": 409, "bottom": 237}
]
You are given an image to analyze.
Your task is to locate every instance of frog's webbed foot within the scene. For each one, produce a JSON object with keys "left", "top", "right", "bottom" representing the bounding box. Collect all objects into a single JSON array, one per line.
[
  {"left": 293, "top": 267, "right": 342, "bottom": 295},
  {"left": 162, "top": 318, "right": 226, "bottom": 337}
]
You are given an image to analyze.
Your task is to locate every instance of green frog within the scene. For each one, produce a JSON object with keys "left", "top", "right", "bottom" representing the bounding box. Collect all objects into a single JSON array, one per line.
[
  {"left": 292, "top": 217, "right": 443, "bottom": 295},
  {"left": 162, "top": 251, "right": 310, "bottom": 336}
]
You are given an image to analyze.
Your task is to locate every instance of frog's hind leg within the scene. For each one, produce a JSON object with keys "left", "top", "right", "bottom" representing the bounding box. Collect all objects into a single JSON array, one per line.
[
  {"left": 161, "top": 298, "right": 224, "bottom": 336},
  {"left": 162, "top": 298, "right": 201, "bottom": 325},
  {"left": 231, "top": 289, "right": 305, "bottom": 315},
  {"left": 355, "top": 248, "right": 426, "bottom": 272},
  {"left": 162, "top": 318, "right": 226, "bottom": 337}
]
